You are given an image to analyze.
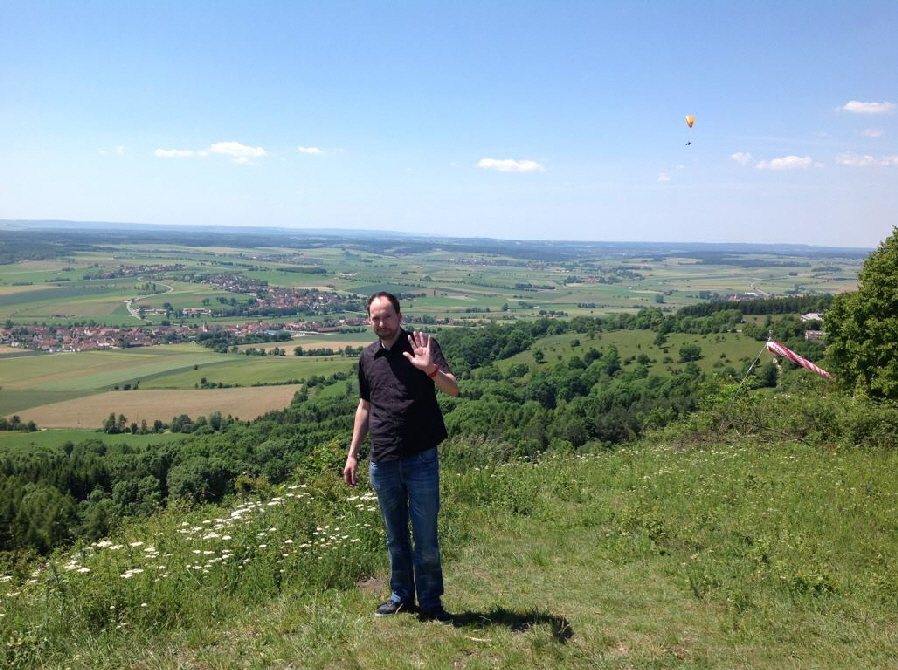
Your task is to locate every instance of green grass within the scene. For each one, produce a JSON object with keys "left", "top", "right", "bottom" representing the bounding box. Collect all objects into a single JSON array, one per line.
[
  {"left": 0, "top": 344, "right": 352, "bottom": 393},
  {"left": 0, "top": 390, "right": 100, "bottom": 415},
  {"left": 140, "top": 356, "right": 355, "bottom": 389},
  {"left": 496, "top": 330, "right": 765, "bottom": 377},
  {"left": 3, "top": 420, "right": 895, "bottom": 669},
  {"left": 0, "top": 428, "right": 186, "bottom": 450},
  {"left": 0, "top": 347, "right": 228, "bottom": 391}
]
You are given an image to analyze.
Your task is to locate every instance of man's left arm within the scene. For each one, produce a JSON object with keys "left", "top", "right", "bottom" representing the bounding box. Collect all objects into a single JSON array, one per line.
[{"left": 430, "top": 366, "right": 459, "bottom": 397}]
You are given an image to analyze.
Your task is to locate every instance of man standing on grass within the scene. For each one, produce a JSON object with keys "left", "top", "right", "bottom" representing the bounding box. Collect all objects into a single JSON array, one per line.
[{"left": 343, "top": 291, "right": 459, "bottom": 622}]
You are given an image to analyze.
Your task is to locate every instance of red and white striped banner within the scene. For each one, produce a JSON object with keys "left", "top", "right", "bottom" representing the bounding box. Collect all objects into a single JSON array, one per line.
[{"left": 766, "top": 340, "right": 834, "bottom": 380}]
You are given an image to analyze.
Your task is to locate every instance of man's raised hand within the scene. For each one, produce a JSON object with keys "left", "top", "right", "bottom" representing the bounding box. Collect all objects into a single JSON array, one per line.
[{"left": 403, "top": 330, "right": 435, "bottom": 373}]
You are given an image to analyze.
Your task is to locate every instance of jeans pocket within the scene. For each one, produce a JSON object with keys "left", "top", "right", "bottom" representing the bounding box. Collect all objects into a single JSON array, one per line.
[{"left": 418, "top": 447, "right": 438, "bottom": 465}]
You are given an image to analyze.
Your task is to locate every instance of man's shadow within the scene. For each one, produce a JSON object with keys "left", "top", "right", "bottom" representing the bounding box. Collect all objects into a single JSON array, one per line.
[{"left": 448, "top": 607, "right": 574, "bottom": 643}]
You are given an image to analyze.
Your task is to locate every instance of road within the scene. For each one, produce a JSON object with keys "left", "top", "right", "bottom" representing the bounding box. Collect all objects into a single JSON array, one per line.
[{"left": 124, "top": 283, "right": 175, "bottom": 319}]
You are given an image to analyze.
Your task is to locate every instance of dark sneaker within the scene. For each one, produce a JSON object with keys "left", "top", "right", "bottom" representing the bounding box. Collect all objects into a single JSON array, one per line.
[
  {"left": 419, "top": 606, "right": 452, "bottom": 623},
  {"left": 375, "top": 599, "right": 409, "bottom": 616}
]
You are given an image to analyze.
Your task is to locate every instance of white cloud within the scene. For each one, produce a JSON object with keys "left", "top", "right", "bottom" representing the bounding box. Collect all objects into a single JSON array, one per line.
[
  {"left": 731, "top": 152, "right": 754, "bottom": 166},
  {"left": 656, "top": 172, "right": 671, "bottom": 183},
  {"left": 860, "top": 128, "right": 884, "bottom": 138},
  {"left": 210, "top": 142, "right": 266, "bottom": 159},
  {"left": 842, "top": 100, "right": 896, "bottom": 114},
  {"left": 154, "top": 149, "right": 207, "bottom": 158},
  {"left": 836, "top": 153, "right": 898, "bottom": 167},
  {"left": 100, "top": 145, "right": 126, "bottom": 155},
  {"left": 477, "top": 158, "right": 545, "bottom": 173},
  {"left": 297, "top": 146, "right": 323, "bottom": 154},
  {"left": 755, "top": 155, "right": 820, "bottom": 170}
]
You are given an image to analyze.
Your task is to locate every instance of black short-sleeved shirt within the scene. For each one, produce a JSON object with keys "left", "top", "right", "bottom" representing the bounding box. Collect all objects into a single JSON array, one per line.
[{"left": 359, "top": 329, "right": 451, "bottom": 463}]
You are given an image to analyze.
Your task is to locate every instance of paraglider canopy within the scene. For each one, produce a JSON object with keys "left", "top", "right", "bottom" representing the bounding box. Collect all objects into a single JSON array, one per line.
[{"left": 685, "top": 115, "right": 696, "bottom": 128}]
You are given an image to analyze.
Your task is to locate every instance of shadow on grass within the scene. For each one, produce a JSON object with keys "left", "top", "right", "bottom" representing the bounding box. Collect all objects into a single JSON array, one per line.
[{"left": 449, "top": 607, "right": 574, "bottom": 643}]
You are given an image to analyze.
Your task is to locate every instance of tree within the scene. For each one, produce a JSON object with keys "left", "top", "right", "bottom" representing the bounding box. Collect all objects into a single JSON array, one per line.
[
  {"left": 679, "top": 344, "right": 702, "bottom": 363},
  {"left": 13, "top": 484, "right": 78, "bottom": 553},
  {"left": 826, "top": 227, "right": 898, "bottom": 398}
]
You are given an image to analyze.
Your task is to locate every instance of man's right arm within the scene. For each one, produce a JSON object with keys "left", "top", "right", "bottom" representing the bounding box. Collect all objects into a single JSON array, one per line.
[{"left": 343, "top": 398, "right": 370, "bottom": 487}]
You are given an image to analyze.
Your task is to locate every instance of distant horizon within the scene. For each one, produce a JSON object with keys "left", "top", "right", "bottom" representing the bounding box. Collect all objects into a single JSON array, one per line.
[{"left": 0, "top": 218, "right": 876, "bottom": 253}]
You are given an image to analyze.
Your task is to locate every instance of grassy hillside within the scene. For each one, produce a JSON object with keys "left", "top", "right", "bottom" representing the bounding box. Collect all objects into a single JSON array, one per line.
[{"left": 2, "top": 395, "right": 896, "bottom": 669}]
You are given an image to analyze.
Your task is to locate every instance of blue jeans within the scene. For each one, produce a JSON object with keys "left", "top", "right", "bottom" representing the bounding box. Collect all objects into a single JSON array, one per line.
[{"left": 369, "top": 446, "right": 443, "bottom": 610}]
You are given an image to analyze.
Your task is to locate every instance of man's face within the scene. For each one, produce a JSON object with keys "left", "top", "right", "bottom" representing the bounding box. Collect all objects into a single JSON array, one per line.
[{"left": 368, "top": 297, "right": 402, "bottom": 343}]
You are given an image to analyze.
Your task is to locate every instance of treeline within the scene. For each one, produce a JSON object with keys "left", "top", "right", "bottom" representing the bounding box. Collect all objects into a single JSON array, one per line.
[
  {"left": 678, "top": 295, "right": 833, "bottom": 317},
  {"left": 0, "top": 416, "right": 38, "bottom": 432},
  {"left": 206, "top": 303, "right": 362, "bottom": 318},
  {"left": 293, "top": 346, "right": 363, "bottom": 357},
  {"left": 101, "top": 411, "right": 238, "bottom": 435},
  {"left": 277, "top": 266, "right": 327, "bottom": 274},
  {"left": 196, "top": 329, "right": 292, "bottom": 353}
]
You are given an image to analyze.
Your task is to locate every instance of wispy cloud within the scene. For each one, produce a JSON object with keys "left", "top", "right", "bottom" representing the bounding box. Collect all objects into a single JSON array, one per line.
[
  {"left": 836, "top": 153, "right": 898, "bottom": 167},
  {"left": 842, "top": 100, "right": 896, "bottom": 114},
  {"left": 477, "top": 158, "right": 545, "bottom": 173},
  {"left": 154, "top": 149, "right": 208, "bottom": 158},
  {"left": 755, "top": 155, "right": 821, "bottom": 170},
  {"left": 100, "top": 145, "right": 126, "bottom": 155},
  {"left": 859, "top": 128, "right": 884, "bottom": 138},
  {"left": 155, "top": 142, "right": 265, "bottom": 164},
  {"left": 656, "top": 172, "right": 671, "bottom": 183},
  {"left": 731, "top": 152, "right": 753, "bottom": 166},
  {"left": 297, "top": 146, "right": 323, "bottom": 155},
  {"left": 210, "top": 142, "right": 266, "bottom": 162}
]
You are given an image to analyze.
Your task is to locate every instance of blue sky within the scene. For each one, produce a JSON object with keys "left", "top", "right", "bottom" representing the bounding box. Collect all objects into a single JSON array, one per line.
[{"left": 1, "top": 1, "right": 896, "bottom": 247}]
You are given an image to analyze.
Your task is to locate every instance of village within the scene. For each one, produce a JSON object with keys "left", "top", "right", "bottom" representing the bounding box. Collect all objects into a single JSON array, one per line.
[{"left": 0, "top": 317, "right": 372, "bottom": 353}]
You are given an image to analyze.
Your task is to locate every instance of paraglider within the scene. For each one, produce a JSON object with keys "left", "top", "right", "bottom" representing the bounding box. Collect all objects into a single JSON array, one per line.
[{"left": 685, "top": 115, "right": 695, "bottom": 145}]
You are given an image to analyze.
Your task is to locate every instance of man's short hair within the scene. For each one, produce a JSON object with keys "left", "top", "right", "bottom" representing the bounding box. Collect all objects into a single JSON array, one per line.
[{"left": 367, "top": 291, "right": 401, "bottom": 316}]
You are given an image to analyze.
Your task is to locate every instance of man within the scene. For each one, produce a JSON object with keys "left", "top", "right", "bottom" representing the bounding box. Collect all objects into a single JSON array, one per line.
[{"left": 343, "top": 292, "right": 459, "bottom": 622}]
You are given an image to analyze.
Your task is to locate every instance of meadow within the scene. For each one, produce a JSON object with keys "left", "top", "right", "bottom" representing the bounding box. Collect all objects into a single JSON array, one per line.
[
  {"left": 0, "top": 428, "right": 187, "bottom": 450},
  {"left": 2, "top": 397, "right": 895, "bottom": 669},
  {"left": 499, "top": 330, "right": 768, "bottom": 377}
]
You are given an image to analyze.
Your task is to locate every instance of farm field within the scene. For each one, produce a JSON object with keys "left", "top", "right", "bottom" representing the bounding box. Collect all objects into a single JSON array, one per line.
[
  {"left": 0, "top": 345, "right": 229, "bottom": 392},
  {"left": 0, "top": 232, "right": 865, "bottom": 329},
  {"left": 139, "top": 356, "right": 354, "bottom": 389},
  {"left": 0, "top": 342, "right": 355, "bottom": 432},
  {"left": 0, "top": 343, "right": 354, "bottom": 393},
  {"left": 10, "top": 385, "right": 303, "bottom": 430},
  {"left": 0, "top": 428, "right": 187, "bottom": 449}
]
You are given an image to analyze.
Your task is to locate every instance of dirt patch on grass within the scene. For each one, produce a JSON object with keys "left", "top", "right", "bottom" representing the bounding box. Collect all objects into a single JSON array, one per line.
[{"left": 9, "top": 385, "right": 303, "bottom": 429}]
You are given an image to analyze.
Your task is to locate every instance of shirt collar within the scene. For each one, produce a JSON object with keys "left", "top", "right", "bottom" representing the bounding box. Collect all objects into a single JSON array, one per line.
[{"left": 375, "top": 329, "right": 409, "bottom": 357}]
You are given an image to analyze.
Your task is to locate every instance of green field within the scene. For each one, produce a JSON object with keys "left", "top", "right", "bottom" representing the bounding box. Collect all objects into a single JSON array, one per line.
[
  {"left": 0, "top": 428, "right": 187, "bottom": 450},
  {"left": 139, "top": 355, "right": 354, "bottom": 389},
  {"left": 496, "top": 329, "right": 766, "bottom": 378},
  {"left": 0, "top": 346, "right": 228, "bottom": 392},
  {"left": 0, "top": 343, "right": 354, "bottom": 419}
]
